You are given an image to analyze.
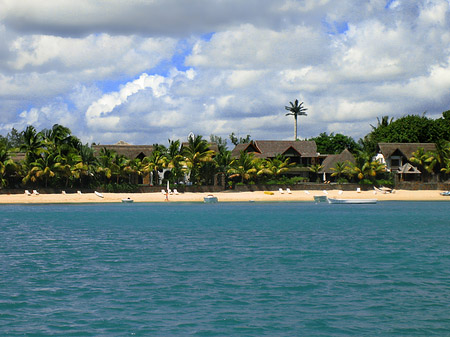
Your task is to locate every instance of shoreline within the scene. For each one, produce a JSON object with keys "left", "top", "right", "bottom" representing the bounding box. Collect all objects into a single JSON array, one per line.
[{"left": 0, "top": 189, "right": 449, "bottom": 204}]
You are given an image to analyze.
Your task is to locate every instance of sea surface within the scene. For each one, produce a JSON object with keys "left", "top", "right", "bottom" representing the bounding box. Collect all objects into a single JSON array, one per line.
[{"left": 1, "top": 201, "right": 450, "bottom": 336}]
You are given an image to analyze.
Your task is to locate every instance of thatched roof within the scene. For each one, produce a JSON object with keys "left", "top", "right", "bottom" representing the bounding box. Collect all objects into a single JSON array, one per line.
[
  {"left": 319, "top": 148, "right": 355, "bottom": 173},
  {"left": 377, "top": 143, "right": 436, "bottom": 159},
  {"left": 231, "top": 140, "right": 318, "bottom": 158},
  {"left": 92, "top": 142, "right": 154, "bottom": 159}
]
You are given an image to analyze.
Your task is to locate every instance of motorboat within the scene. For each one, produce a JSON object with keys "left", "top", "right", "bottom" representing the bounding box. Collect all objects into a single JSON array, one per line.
[
  {"left": 440, "top": 191, "right": 450, "bottom": 196},
  {"left": 122, "top": 198, "right": 134, "bottom": 203},
  {"left": 328, "top": 198, "right": 377, "bottom": 204},
  {"left": 204, "top": 194, "right": 218, "bottom": 203}
]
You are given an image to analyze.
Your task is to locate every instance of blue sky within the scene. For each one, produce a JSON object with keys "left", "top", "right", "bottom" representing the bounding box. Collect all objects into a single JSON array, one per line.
[{"left": 1, "top": 0, "right": 450, "bottom": 146}]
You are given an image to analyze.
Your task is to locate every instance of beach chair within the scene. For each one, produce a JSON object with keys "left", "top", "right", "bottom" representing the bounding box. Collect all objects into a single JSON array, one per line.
[
  {"left": 304, "top": 190, "right": 310, "bottom": 195},
  {"left": 338, "top": 190, "right": 343, "bottom": 195},
  {"left": 32, "top": 190, "right": 39, "bottom": 195},
  {"left": 161, "top": 189, "right": 166, "bottom": 195},
  {"left": 322, "top": 190, "right": 328, "bottom": 195},
  {"left": 356, "top": 187, "right": 361, "bottom": 193},
  {"left": 278, "top": 188, "right": 284, "bottom": 194},
  {"left": 168, "top": 189, "right": 173, "bottom": 195},
  {"left": 286, "top": 188, "right": 292, "bottom": 194},
  {"left": 77, "top": 190, "right": 82, "bottom": 195},
  {"left": 62, "top": 191, "right": 66, "bottom": 195},
  {"left": 25, "top": 190, "right": 31, "bottom": 196},
  {"left": 173, "top": 189, "right": 179, "bottom": 195}
]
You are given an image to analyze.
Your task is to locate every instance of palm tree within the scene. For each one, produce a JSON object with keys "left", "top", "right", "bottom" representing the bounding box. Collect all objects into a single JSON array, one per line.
[
  {"left": 258, "top": 155, "right": 293, "bottom": 179},
  {"left": 182, "top": 135, "right": 214, "bottom": 185},
  {"left": 0, "top": 147, "right": 18, "bottom": 188},
  {"left": 308, "top": 163, "right": 323, "bottom": 182},
  {"left": 166, "top": 139, "right": 185, "bottom": 183},
  {"left": 228, "top": 151, "right": 258, "bottom": 183},
  {"left": 143, "top": 150, "right": 168, "bottom": 185},
  {"left": 285, "top": 99, "right": 308, "bottom": 140},
  {"left": 23, "top": 152, "right": 58, "bottom": 188},
  {"left": 20, "top": 125, "right": 44, "bottom": 163},
  {"left": 410, "top": 147, "right": 435, "bottom": 181},
  {"left": 331, "top": 161, "right": 349, "bottom": 182}
]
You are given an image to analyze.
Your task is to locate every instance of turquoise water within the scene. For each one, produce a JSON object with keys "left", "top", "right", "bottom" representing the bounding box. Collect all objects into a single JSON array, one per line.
[{"left": 1, "top": 202, "right": 450, "bottom": 336}]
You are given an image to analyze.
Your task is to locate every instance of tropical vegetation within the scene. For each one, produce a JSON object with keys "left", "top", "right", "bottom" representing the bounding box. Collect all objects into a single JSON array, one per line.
[{"left": 2, "top": 109, "right": 450, "bottom": 190}]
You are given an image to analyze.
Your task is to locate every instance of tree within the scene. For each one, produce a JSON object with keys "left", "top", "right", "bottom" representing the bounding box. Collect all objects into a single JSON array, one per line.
[
  {"left": 257, "top": 155, "right": 293, "bottom": 179},
  {"left": 228, "top": 151, "right": 258, "bottom": 183},
  {"left": 285, "top": 99, "right": 307, "bottom": 140},
  {"left": 330, "top": 161, "right": 349, "bottom": 182},
  {"left": 20, "top": 126, "right": 44, "bottom": 163},
  {"left": 0, "top": 146, "right": 18, "bottom": 187},
  {"left": 143, "top": 150, "right": 168, "bottom": 185},
  {"left": 229, "top": 133, "right": 251, "bottom": 146},
  {"left": 182, "top": 135, "right": 214, "bottom": 185},
  {"left": 166, "top": 139, "right": 185, "bottom": 183},
  {"left": 309, "top": 132, "right": 361, "bottom": 154},
  {"left": 308, "top": 163, "right": 323, "bottom": 182}
]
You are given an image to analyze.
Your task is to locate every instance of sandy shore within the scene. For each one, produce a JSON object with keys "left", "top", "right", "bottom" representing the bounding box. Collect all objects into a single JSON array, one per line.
[{"left": 0, "top": 189, "right": 449, "bottom": 204}]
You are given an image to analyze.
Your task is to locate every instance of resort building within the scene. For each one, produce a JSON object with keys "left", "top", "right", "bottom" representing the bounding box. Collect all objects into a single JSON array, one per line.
[
  {"left": 231, "top": 140, "right": 320, "bottom": 179},
  {"left": 319, "top": 148, "right": 356, "bottom": 182},
  {"left": 374, "top": 143, "right": 437, "bottom": 181}
]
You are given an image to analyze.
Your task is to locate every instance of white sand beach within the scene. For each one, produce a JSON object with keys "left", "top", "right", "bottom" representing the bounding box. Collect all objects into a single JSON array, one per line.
[{"left": 0, "top": 189, "right": 449, "bottom": 204}]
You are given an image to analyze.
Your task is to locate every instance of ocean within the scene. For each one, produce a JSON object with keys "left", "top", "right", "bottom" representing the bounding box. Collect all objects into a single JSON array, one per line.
[{"left": 1, "top": 201, "right": 449, "bottom": 336}]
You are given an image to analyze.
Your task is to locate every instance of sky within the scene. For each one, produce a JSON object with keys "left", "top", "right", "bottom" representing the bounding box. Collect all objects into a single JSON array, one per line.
[{"left": 1, "top": 0, "right": 450, "bottom": 146}]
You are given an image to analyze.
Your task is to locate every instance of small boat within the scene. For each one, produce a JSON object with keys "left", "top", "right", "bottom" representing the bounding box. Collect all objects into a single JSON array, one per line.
[
  {"left": 440, "top": 191, "right": 450, "bottom": 196},
  {"left": 328, "top": 198, "right": 377, "bottom": 204},
  {"left": 314, "top": 195, "right": 328, "bottom": 203},
  {"left": 204, "top": 194, "right": 218, "bottom": 203},
  {"left": 94, "top": 191, "right": 104, "bottom": 198},
  {"left": 122, "top": 198, "right": 134, "bottom": 203}
]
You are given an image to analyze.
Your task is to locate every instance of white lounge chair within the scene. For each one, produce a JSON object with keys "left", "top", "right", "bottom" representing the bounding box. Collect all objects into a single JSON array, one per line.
[
  {"left": 338, "top": 190, "right": 343, "bottom": 195},
  {"left": 161, "top": 189, "right": 166, "bottom": 195},
  {"left": 286, "top": 188, "right": 292, "bottom": 194},
  {"left": 173, "top": 189, "right": 179, "bottom": 195},
  {"left": 279, "top": 188, "right": 284, "bottom": 194},
  {"left": 356, "top": 187, "right": 361, "bottom": 193},
  {"left": 33, "top": 190, "right": 39, "bottom": 195},
  {"left": 323, "top": 190, "right": 328, "bottom": 195},
  {"left": 25, "top": 190, "right": 31, "bottom": 196},
  {"left": 62, "top": 191, "right": 66, "bottom": 195},
  {"left": 304, "top": 190, "right": 310, "bottom": 195},
  {"left": 77, "top": 190, "right": 82, "bottom": 195}
]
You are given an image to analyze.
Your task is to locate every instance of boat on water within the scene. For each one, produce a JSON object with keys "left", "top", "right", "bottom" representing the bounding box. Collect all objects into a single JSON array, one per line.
[
  {"left": 204, "top": 194, "right": 218, "bottom": 203},
  {"left": 122, "top": 198, "right": 134, "bottom": 203},
  {"left": 440, "top": 191, "right": 450, "bottom": 196},
  {"left": 314, "top": 195, "right": 328, "bottom": 203},
  {"left": 327, "top": 198, "right": 377, "bottom": 204}
]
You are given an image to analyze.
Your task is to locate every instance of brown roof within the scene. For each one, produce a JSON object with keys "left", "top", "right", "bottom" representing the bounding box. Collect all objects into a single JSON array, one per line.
[
  {"left": 92, "top": 142, "right": 154, "bottom": 159},
  {"left": 231, "top": 140, "right": 318, "bottom": 158},
  {"left": 377, "top": 143, "right": 436, "bottom": 159},
  {"left": 319, "top": 148, "right": 355, "bottom": 173}
]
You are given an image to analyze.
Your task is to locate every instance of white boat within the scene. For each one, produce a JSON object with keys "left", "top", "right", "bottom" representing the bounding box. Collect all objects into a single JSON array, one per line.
[
  {"left": 327, "top": 198, "right": 377, "bottom": 204},
  {"left": 122, "top": 198, "right": 134, "bottom": 203},
  {"left": 314, "top": 195, "right": 328, "bottom": 203},
  {"left": 204, "top": 195, "right": 218, "bottom": 203}
]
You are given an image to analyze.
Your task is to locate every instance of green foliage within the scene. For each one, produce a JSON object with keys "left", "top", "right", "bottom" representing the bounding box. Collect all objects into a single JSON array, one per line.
[
  {"left": 310, "top": 132, "right": 361, "bottom": 154},
  {"left": 285, "top": 99, "right": 307, "bottom": 140},
  {"left": 229, "top": 132, "right": 251, "bottom": 146}
]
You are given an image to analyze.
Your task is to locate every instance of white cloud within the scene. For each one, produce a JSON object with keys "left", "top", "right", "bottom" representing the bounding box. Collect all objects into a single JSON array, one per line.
[{"left": 1, "top": 0, "right": 450, "bottom": 146}]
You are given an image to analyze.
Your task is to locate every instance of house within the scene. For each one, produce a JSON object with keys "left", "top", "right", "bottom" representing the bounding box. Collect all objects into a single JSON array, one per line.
[
  {"left": 231, "top": 140, "right": 320, "bottom": 179},
  {"left": 319, "top": 148, "right": 356, "bottom": 182},
  {"left": 375, "top": 143, "right": 436, "bottom": 171},
  {"left": 375, "top": 143, "right": 436, "bottom": 181}
]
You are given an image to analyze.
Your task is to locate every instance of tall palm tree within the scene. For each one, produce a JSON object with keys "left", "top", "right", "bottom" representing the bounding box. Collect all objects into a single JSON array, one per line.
[
  {"left": 182, "top": 135, "right": 214, "bottom": 185},
  {"left": 331, "top": 161, "right": 349, "bottom": 182},
  {"left": 285, "top": 99, "right": 308, "bottom": 140},
  {"left": 166, "top": 139, "right": 185, "bottom": 183},
  {"left": 23, "top": 152, "right": 58, "bottom": 188}
]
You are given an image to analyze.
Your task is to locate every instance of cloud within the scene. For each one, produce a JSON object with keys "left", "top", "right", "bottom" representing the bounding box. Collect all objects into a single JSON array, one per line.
[{"left": 1, "top": 0, "right": 450, "bottom": 146}]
